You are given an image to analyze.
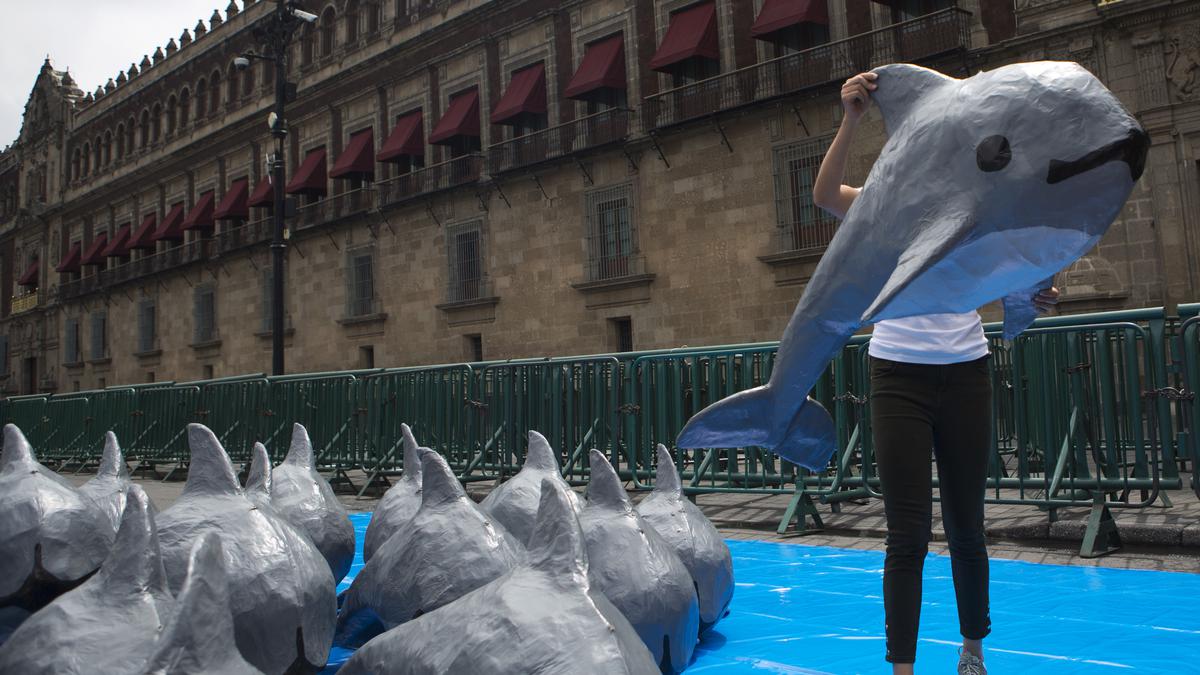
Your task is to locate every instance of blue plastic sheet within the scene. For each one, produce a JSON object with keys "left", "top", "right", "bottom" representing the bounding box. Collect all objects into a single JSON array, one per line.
[{"left": 324, "top": 513, "right": 1200, "bottom": 673}]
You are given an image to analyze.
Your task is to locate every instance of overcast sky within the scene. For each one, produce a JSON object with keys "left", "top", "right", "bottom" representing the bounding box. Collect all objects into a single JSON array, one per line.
[{"left": 0, "top": 1, "right": 225, "bottom": 148}]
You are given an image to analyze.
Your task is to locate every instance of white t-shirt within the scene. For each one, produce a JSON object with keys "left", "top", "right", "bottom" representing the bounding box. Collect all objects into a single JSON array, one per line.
[{"left": 868, "top": 311, "right": 989, "bottom": 365}]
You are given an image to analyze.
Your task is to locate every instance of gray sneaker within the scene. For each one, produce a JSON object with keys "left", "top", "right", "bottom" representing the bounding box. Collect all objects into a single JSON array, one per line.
[{"left": 958, "top": 648, "right": 986, "bottom": 675}]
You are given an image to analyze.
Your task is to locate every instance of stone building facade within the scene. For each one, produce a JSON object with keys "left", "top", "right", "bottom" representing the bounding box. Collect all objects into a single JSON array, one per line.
[{"left": 0, "top": 0, "right": 1197, "bottom": 394}]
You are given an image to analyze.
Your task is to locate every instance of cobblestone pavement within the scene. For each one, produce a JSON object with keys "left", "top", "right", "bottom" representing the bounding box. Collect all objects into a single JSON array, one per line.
[{"left": 65, "top": 468, "right": 1200, "bottom": 574}]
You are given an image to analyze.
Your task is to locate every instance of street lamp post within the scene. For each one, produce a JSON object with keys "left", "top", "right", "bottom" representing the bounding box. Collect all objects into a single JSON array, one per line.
[{"left": 237, "top": 0, "right": 315, "bottom": 376}]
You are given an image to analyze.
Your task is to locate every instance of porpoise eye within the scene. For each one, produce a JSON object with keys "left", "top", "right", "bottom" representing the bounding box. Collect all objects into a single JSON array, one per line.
[{"left": 976, "top": 135, "right": 1012, "bottom": 172}]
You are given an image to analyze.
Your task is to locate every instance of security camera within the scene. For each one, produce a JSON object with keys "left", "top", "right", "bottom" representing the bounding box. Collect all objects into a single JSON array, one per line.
[
  {"left": 233, "top": 56, "right": 251, "bottom": 70},
  {"left": 288, "top": 7, "right": 319, "bottom": 23}
]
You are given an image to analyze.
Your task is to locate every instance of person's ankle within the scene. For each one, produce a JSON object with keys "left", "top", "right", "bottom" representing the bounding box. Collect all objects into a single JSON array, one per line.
[
  {"left": 892, "top": 663, "right": 915, "bottom": 675},
  {"left": 962, "top": 638, "right": 983, "bottom": 658}
]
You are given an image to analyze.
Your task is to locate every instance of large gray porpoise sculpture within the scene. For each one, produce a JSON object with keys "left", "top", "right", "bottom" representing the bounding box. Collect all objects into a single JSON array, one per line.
[
  {"left": 140, "top": 533, "right": 264, "bottom": 675},
  {"left": 244, "top": 441, "right": 274, "bottom": 511},
  {"left": 636, "top": 445, "right": 734, "bottom": 632},
  {"left": 78, "top": 431, "right": 139, "bottom": 536},
  {"left": 154, "top": 424, "right": 335, "bottom": 674},
  {"left": 0, "top": 424, "right": 112, "bottom": 617},
  {"left": 335, "top": 449, "right": 524, "bottom": 648},
  {"left": 0, "top": 485, "right": 173, "bottom": 675},
  {"left": 270, "top": 423, "right": 356, "bottom": 584},
  {"left": 480, "top": 430, "right": 584, "bottom": 545},
  {"left": 676, "top": 62, "right": 1150, "bottom": 470},
  {"left": 362, "top": 423, "right": 423, "bottom": 562},
  {"left": 340, "top": 478, "right": 659, "bottom": 675},
  {"left": 581, "top": 450, "right": 700, "bottom": 674}
]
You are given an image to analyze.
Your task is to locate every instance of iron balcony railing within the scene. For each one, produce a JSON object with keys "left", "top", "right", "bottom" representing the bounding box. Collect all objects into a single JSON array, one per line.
[
  {"left": 214, "top": 217, "right": 273, "bottom": 256},
  {"left": 294, "top": 188, "right": 376, "bottom": 230},
  {"left": 376, "top": 154, "right": 483, "bottom": 208},
  {"left": 585, "top": 252, "right": 647, "bottom": 284},
  {"left": 487, "top": 109, "right": 633, "bottom": 175},
  {"left": 10, "top": 290, "right": 39, "bottom": 314},
  {"left": 644, "top": 7, "right": 972, "bottom": 129}
]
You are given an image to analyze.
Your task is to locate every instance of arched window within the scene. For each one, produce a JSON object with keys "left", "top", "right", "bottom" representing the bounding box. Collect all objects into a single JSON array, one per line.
[
  {"left": 365, "top": 2, "right": 380, "bottom": 34},
  {"left": 196, "top": 79, "right": 207, "bottom": 119},
  {"left": 301, "top": 24, "right": 314, "bottom": 66},
  {"left": 93, "top": 137, "right": 102, "bottom": 169},
  {"left": 82, "top": 142, "right": 91, "bottom": 176},
  {"left": 227, "top": 64, "right": 239, "bottom": 106},
  {"left": 103, "top": 131, "right": 113, "bottom": 165},
  {"left": 180, "top": 88, "right": 191, "bottom": 127},
  {"left": 116, "top": 124, "right": 125, "bottom": 159},
  {"left": 242, "top": 61, "right": 255, "bottom": 97},
  {"left": 346, "top": 0, "right": 359, "bottom": 43},
  {"left": 139, "top": 110, "right": 150, "bottom": 148},
  {"left": 71, "top": 148, "right": 80, "bottom": 180},
  {"left": 166, "top": 95, "right": 178, "bottom": 136},
  {"left": 263, "top": 57, "right": 275, "bottom": 87},
  {"left": 151, "top": 103, "right": 162, "bottom": 142},
  {"left": 321, "top": 7, "right": 336, "bottom": 57},
  {"left": 126, "top": 117, "right": 136, "bottom": 154},
  {"left": 209, "top": 71, "right": 221, "bottom": 115}
]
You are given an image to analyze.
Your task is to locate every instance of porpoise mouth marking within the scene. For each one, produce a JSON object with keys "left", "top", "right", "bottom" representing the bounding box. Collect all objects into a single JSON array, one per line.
[{"left": 1046, "top": 127, "right": 1149, "bottom": 185}]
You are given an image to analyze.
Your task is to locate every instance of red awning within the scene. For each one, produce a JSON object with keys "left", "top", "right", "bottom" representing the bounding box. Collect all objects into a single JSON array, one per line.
[
  {"left": 17, "top": 260, "right": 39, "bottom": 287},
  {"left": 330, "top": 129, "right": 376, "bottom": 179},
  {"left": 128, "top": 213, "right": 158, "bottom": 250},
  {"left": 181, "top": 191, "right": 215, "bottom": 231},
  {"left": 154, "top": 203, "right": 186, "bottom": 242},
  {"left": 103, "top": 224, "right": 132, "bottom": 258},
  {"left": 377, "top": 110, "right": 425, "bottom": 162},
  {"left": 565, "top": 35, "right": 627, "bottom": 100},
  {"left": 56, "top": 243, "right": 82, "bottom": 272},
  {"left": 429, "top": 89, "right": 480, "bottom": 145},
  {"left": 80, "top": 233, "right": 109, "bottom": 266},
  {"left": 490, "top": 63, "right": 547, "bottom": 125},
  {"left": 649, "top": 2, "right": 719, "bottom": 72},
  {"left": 214, "top": 178, "right": 250, "bottom": 220},
  {"left": 247, "top": 177, "right": 274, "bottom": 208},
  {"left": 286, "top": 148, "right": 328, "bottom": 195},
  {"left": 751, "top": 0, "right": 829, "bottom": 38}
]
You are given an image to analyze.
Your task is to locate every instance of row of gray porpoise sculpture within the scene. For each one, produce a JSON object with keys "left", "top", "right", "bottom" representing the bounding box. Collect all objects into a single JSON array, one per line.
[
  {"left": 344, "top": 427, "right": 734, "bottom": 674},
  {"left": 0, "top": 418, "right": 733, "bottom": 674}
]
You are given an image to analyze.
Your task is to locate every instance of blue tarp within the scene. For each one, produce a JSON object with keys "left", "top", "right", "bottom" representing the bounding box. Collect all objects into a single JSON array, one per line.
[{"left": 325, "top": 513, "right": 1200, "bottom": 674}]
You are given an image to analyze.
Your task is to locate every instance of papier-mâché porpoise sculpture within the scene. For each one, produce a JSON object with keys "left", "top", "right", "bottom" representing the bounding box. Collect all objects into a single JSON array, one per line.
[
  {"left": 0, "top": 485, "right": 173, "bottom": 675},
  {"left": 154, "top": 424, "right": 335, "bottom": 674},
  {"left": 480, "top": 430, "right": 584, "bottom": 545},
  {"left": 677, "top": 62, "right": 1149, "bottom": 470},
  {"left": 637, "top": 445, "right": 734, "bottom": 632},
  {"left": 362, "top": 423, "right": 423, "bottom": 563},
  {"left": 581, "top": 450, "right": 699, "bottom": 673},
  {"left": 339, "top": 479, "right": 659, "bottom": 675},
  {"left": 270, "top": 424, "right": 356, "bottom": 585},
  {"left": 334, "top": 449, "right": 523, "bottom": 648},
  {"left": 0, "top": 425, "right": 112, "bottom": 617}
]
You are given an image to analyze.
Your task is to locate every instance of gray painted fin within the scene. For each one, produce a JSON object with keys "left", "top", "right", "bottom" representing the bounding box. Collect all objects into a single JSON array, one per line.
[
  {"left": 861, "top": 209, "right": 974, "bottom": 323},
  {"left": 182, "top": 424, "right": 243, "bottom": 497},
  {"left": 1001, "top": 277, "right": 1055, "bottom": 340},
  {"left": 653, "top": 444, "right": 682, "bottom": 497},
  {"left": 400, "top": 423, "right": 421, "bottom": 481},
  {"left": 283, "top": 423, "right": 314, "bottom": 468},
  {"left": 2, "top": 423, "right": 35, "bottom": 468},
  {"left": 586, "top": 449, "right": 630, "bottom": 510},
  {"left": 246, "top": 442, "right": 272, "bottom": 497},
  {"left": 97, "top": 431, "right": 128, "bottom": 479},
  {"left": 524, "top": 430, "right": 560, "bottom": 472},
  {"left": 528, "top": 477, "right": 587, "bottom": 578},
  {"left": 419, "top": 450, "right": 464, "bottom": 508},
  {"left": 100, "top": 484, "right": 170, "bottom": 594},
  {"left": 870, "top": 63, "right": 956, "bottom": 137}
]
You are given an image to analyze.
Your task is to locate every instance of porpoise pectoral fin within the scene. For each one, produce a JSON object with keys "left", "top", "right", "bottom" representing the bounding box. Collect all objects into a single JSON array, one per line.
[
  {"left": 772, "top": 397, "right": 837, "bottom": 471},
  {"left": 284, "top": 423, "right": 315, "bottom": 469},
  {"left": 182, "top": 424, "right": 244, "bottom": 497},
  {"left": 861, "top": 209, "right": 974, "bottom": 323},
  {"left": 1001, "top": 276, "right": 1054, "bottom": 340},
  {"left": 675, "top": 385, "right": 777, "bottom": 450}
]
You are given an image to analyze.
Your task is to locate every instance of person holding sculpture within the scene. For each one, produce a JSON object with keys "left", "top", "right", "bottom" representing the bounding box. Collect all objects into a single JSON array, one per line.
[{"left": 812, "top": 71, "right": 1060, "bottom": 675}]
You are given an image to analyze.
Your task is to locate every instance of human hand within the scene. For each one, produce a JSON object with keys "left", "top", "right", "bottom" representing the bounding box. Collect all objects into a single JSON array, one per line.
[
  {"left": 1034, "top": 287, "right": 1060, "bottom": 314},
  {"left": 841, "top": 72, "right": 877, "bottom": 123}
]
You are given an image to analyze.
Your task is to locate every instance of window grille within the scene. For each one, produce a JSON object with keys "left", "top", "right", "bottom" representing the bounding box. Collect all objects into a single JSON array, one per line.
[
  {"left": 446, "top": 220, "right": 485, "bottom": 302},
  {"left": 138, "top": 300, "right": 156, "bottom": 353},
  {"left": 346, "top": 250, "right": 377, "bottom": 317},
  {"left": 0, "top": 335, "right": 8, "bottom": 376},
  {"left": 90, "top": 312, "right": 107, "bottom": 360},
  {"left": 584, "top": 183, "right": 637, "bottom": 281},
  {"left": 193, "top": 286, "right": 217, "bottom": 343},
  {"left": 65, "top": 318, "right": 80, "bottom": 364},
  {"left": 772, "top": 136, "right": 838, "bottom": 252}
]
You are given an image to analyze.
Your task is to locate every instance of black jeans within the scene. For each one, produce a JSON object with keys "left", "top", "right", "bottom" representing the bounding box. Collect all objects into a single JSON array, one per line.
[{"left": 869, "top": 355, "right": 993, "bottom": 664}]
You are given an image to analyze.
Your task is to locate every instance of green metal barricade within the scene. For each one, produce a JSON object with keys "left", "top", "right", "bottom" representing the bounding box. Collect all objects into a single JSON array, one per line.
[
  {"left": 126, "top": 385, "right": 202, "bottom": 472},
  {"left": 0, "top": 395, "right": 50, "bottom": 447}
]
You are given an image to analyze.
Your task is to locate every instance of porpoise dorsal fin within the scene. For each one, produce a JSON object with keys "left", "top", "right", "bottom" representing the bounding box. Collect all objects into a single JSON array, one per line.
[
  {"left": 97, "top": 431, "right": 129, "bottom": 479},
  {"left": 653, "top": 444, "right": 682, "bottom": 497},
  {"left": 142, "top": 533, "right": 245, "bottom": 673},
  {"left": 283, "top": 423, "right": 314, "bottom": 469},
  {"left": 418, "top": 449, "right": 464, "bottom": 509},
  {"left": 99, "top": 484, "right": 170, "bottom": 595},
  {"left": 182, "top": 424, "right": 243, "bottom": 498},
  {"left": 1, "top": 423, "right": 35, "bottom": 468},
  {"left": 400, "top": 423, "right": 421, "bottom": 483},
  {"left": 246, "top": 442, "right": 272, "bottom": 497},
  {"left": 528, "top": 477, "right": 588, "bottom": 579},
  {"left": 586, "top": 449, "right": 630, "bottom": 511},
  {"left": 870, "top": 64, "right": 955, "bottom": 137},
  {"left": 524, "top": 430, "right": 560, "bottom": 472}
]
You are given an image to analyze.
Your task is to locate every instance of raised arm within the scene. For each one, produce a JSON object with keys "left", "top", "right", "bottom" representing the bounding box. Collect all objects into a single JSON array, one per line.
[{"left": 813, "top": 73, "right": 877, "bottom": 219}]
